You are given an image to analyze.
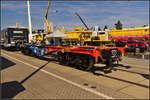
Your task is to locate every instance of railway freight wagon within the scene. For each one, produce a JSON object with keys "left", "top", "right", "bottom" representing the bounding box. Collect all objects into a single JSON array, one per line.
[
  {"left": 21, "top": 44, "right": 126, "bottom": 73},
  {"left": 106, "top": 27, "right": 149, "bottom": 53},
  {"left": 1, "top": 26, "right": 29, "bottom": 50},
  {"left": 107, "top": 26, "right": 149, "bottom": 39}
]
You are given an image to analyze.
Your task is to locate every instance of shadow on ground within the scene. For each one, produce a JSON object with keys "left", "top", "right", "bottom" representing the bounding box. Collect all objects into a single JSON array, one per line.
[
  {"left": 19, "top": 61, "right": 49, "bottom": 84},
  {"left": 93, "top": 72, "right": 149, "bottom": 89},
  {"left": 1, "top": 81, "right": 25, "bottom": 98},
  {"left": 92, "top": 63, "right": 149, "bottom": 88},
  {"left": 111, "top": 64, "right": 131, "bottom": 69},
  {"left": 141, "top": 74, "right": 150, "bottom": 80},
  {"left": 110, "top": 64, "right": 150, "bottom": 80},
  {"left": 1, "top": 61, "right": 49, "bottom": 99},
  {"left": 36, "top": 56, "right": 57, "bottom": 62},
  {"left": 1, "top": 56, "right": 16, "bottom": 70}
]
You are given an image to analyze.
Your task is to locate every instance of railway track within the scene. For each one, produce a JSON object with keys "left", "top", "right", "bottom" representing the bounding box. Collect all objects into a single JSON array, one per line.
[
  {"left": 111, "top": 63, "right": 148, "bottom": 72},
  {"left": 111, "top": 67, "right": 149, "bottom": 77},
  {"left": 93, "top": 72, "right": 149, "bottom": 89},
  {"left": 8, "top": 50, "right": 150, "bottom": 75}
]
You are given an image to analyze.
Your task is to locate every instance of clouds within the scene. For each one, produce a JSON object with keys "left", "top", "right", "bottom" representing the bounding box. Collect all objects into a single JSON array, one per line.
[
  {"left": 1, "top": 1, "right": 149, "bottom": 30},
  {"left": 50, "top": 1, "right": 149, "bottom": 29}
]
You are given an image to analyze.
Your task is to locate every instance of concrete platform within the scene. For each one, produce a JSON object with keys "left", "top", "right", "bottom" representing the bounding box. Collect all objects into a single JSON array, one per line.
[{"left": 1, "top": 50, "right": 149, "bottom": 99}]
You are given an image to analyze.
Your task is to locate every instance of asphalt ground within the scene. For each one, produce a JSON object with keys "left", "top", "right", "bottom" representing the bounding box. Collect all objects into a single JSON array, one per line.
[{"left": 1, "top": 50, "right": 149, "bottom": 99}]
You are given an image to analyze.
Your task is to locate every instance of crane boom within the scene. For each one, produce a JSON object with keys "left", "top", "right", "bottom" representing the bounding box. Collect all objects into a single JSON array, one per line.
[
  {"left": 45, "top": 0, "right": 51, "bottom": 19},
  {"left": 44, "top": 0, "right": 51, "bottom": 33},
  {"left": 75, "top": 12, "right": 89, "bottom": 30}
]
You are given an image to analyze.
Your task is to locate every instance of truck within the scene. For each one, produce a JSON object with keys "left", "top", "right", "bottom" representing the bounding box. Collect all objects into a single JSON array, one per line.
[{"left": 1, "top": 26, "right": 29, "bottom": 50}]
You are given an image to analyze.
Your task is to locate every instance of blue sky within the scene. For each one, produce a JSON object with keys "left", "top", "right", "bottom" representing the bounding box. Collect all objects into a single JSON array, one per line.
[{"left": 1, "top": 1, "right": 149, "bottom": 31}]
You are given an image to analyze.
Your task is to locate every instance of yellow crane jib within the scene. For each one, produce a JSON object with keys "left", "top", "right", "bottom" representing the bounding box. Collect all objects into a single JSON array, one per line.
[{"left": 44, "top": 0, "right": 51, "bottom": 33}]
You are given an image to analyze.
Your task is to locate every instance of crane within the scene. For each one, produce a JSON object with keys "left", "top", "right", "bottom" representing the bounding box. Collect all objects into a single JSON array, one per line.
[
  {"left": 32, "top": 0, "right": 52, "bottom": 45},
  {"left": 44, "top": 0, "right": 52, "bottom": 34},
  {"left": 75, "top": 12, "right": 89, "bottom": 30}
]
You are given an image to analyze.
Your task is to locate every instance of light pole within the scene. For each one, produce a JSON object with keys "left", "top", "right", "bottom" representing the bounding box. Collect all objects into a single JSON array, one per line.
[{"left": 27, "top": 0, "right": 32, "bottom": 43}]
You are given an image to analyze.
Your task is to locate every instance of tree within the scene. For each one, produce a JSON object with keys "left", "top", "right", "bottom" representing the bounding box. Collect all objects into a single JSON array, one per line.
[
  {"left": 115, "top": 20, "right": 123, "bottom": 30},
  {"left": 98, "top": 27, "right": 101, "bottom": 31},
  {"left": 103, "top": 25, "right": 108, "bottom": 30},
  {"left": 143, "top": 25, "right": 147, "bottom": 27}
]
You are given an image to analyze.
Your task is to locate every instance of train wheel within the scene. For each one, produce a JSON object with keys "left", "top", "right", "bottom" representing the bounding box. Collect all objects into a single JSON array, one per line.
[
  {"left": 24, "top": 49, "right": 29, "bottom": 55},
  {"left": 79, "top": 55, "right": 94, "bottom": 71},
  {"left": 57, "top": 52, "right": 64, "bottom": 62},
  {"left": 29, "top": 52, "right": 35, "bottom": 57},
  {"left": 64, "top": 53, "right": 71, "bottom": 65},
  {"left": 23, "top": 49, "right": 30, "bottom": 55},
  {"left": 59, "top": 53, "right": 68, "bottom": 65},
  {"left": 135, "top": 47, "right": 140, "bottom": 53}
]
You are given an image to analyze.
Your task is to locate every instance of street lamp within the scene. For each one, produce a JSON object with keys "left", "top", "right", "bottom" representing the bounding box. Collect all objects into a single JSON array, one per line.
[{"left": 27, "top": 0, "right": 33, "bottom": 43}]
